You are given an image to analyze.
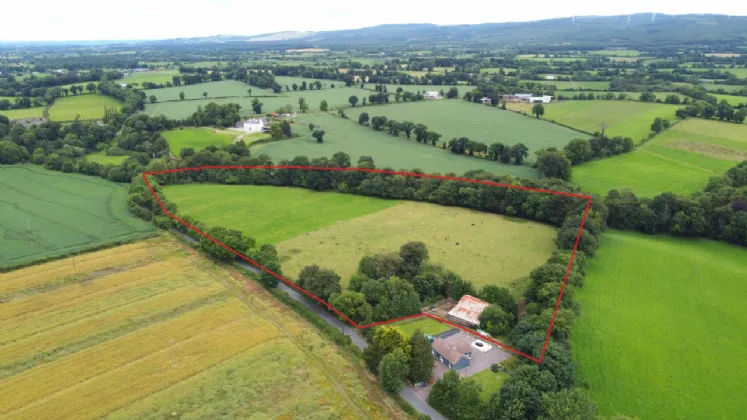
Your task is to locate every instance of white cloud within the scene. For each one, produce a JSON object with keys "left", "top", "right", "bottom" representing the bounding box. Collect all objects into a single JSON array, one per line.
[{"left": 1, "top": 0, "right": 746, "bottom": 41}]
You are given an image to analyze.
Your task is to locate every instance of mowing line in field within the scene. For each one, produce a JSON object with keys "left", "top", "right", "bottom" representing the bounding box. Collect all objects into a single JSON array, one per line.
[
  {"left": 145, "top": 166, "right": 592, "bottom": 364},
  {"left": 0, "top": 298, "right": 253, "bottom": 414},
  {"left": 0, "top": 259, "right": 190, "bottom": 323}
]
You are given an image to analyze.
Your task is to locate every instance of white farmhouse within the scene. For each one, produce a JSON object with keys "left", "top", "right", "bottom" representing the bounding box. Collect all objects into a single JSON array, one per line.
[
  {"left": 529, "top": 95, "right": 553, "bottom": 104},
  {"left": 424, "top": 91, "right": 442, "bottom": 99},
  {"left": 480, "top": 97, "right": 492, "bottom": 105},
  {"left": 243, "top": 118, "right": 270, "bottom": 133}
]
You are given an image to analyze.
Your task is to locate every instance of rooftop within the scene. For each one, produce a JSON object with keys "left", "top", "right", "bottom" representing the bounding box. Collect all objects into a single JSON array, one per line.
[{"left": 447, "top": 295, "right": 490, "bottom": 326}]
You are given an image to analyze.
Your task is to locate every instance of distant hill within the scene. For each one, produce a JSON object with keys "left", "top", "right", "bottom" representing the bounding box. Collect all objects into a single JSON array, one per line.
[{"left": 150, "top": 14, "right": 747, "bottom": 48}]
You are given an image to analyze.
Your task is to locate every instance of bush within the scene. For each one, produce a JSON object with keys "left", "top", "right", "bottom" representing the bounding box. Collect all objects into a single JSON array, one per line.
[{"left": 491, "top": 363, "right": 500, "bottom": 372}]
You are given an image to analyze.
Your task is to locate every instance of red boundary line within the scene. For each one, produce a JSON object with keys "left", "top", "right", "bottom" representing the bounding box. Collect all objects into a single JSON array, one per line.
[{"left": 143, "top": 166, "right": 592, "bottom": 364}]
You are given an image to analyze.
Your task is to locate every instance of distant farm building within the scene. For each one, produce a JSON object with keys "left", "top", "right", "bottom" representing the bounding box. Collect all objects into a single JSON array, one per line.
[
  {"left": 447, "top": 295, "right": 490, "bottom": 328},
  {"left": 530, "top": 95, "right": 553, "bottom": 104},
  {"left": 424, "top": 91, "right": 442, "bottom": 99},
  {"left": 545, "top": 75, "right": 555, "bottom": 80},
  {"left": 480, "top": 97, "right": 492, "bottom": 105},
  {"left": 243, "top": 118, "right": 270, "bottom": 133}
]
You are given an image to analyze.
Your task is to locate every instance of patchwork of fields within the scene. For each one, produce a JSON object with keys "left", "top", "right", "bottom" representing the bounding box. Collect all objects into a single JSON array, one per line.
[
  {"left": 162, "top": 185, "right": 556, "bottom": 290},
  {"left": 253, "top": 113, "right": 538, "bottom": 178},
  {"left": 571, "top": 118, "right": 744, "bottom": 196},
  {"left": 573, "top": 230, "right": 747, "bottom": 419},
  {"left": 0, "top": 166, "right": 154, "bottom": 270},
  {"left": 48, "top": 94, "right": 122, "bottom": 121},
  {"left": 345, "top": 100, "right": 584, "bottom": 161},
  {"left": 508, "top": 100, "right": 680, "bottom": 142},
  {"left": 0, "top": 236, "right": 403, "bottom": 419}
]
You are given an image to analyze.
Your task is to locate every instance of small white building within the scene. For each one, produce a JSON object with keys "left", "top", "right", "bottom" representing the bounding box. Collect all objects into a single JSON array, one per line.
[
  {"left": 119, "top": 83, "right": 128, "bottom": 88},
  {"left": 515, "top": 93, "right": 533, "bottom": 101},
  {"left": 545, "top": 75, "right": 555, "bottom": 80},
  {"left": 243, "top": 118, "right": 270, "bottom": 133},
  {"left": 480, "top": 97, "right": 492, "bottom": 105},
  {"left": 529, "top": 95, "right": 553, "bottom": 104},
  {"left": 424, "top": 91, "right": 442, "bottom": 99}
]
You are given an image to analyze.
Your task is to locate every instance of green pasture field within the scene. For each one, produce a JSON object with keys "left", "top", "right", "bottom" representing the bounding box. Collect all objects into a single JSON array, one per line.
[
  {"left": 164, "top": 186, "right": 556, "bottom": 289},
  {"left": 0, "top": 108, "right": 44, "bottom": 120},
  {"left": 710, "top": 93, "right": 747, "bottom": 106},
  {"left": 144, "top": 87, "right": 366, "bottom": 119},
  {"left": 509, "top": 100, "right": 679, "bottom": 142},
  {"left": 701, "top": 84, "right": 744, "bottom": 93},
  {"left": 48, "top": 94, "right": 121, "bottom": 121},
  {"left": 162, "top": 127, "right": 235, "bottom": 154},
  {"left": 650, "top": 118, "right": 747, "bottom": 161},
  {"left": 556, "top": 91, "right": 687, "bottom": 101},
  {"left": 572, "top": 118, "right": 746, "bottom": 196},
  {"left": 518, "top": 56, "right": 586, "bottom": 63},
  {"left": 480, "top": 68, "right": 517, "bottom": 74},
  {"left": 394, "top": 318, "right": 452, "bottom": 337},
  {"left": 162, "top": 184, "right": 400, "bottom": 245},
  {"left": 253, "top": 113, "right": 539, "bottom": 178},
  {"left": 573, "top": 230, "right": 747, "bottom": 420},
  {"left": 344, "top": 100, "right": 583, "bottom": 161},
  {"left": 361, "top": 84, "right": 477, "bottom": 95},
  {"left": 85, "top": 152, "right": 128, "bottom": 165},
  {"left": 274, "top": 76, "right": 337, "bottom": 90},
  {"left": 589, "top": 49, "right": 641, "bottom": 56},
  {"left": 723, "top": 68, "right": 747, "bottom": 78},
  {"left": 534, "top": 80, "right": 611, "bottom": 90},
  {"left": 119, "top": 69, "right": 179, "bottom": 86},
  {"left": 144, "top": 80, "right": 253, "bottom": 102},
  {"left": 0, "top": 165, "right": 154, "bottom": 269}
]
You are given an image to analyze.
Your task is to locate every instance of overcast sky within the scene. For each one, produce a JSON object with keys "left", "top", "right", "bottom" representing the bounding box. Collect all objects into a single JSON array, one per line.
[{"left": 2, "top": 1, "right": 746, "bottom": 41}]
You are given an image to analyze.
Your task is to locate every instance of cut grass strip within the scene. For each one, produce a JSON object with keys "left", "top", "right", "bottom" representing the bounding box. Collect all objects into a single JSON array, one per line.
[
  {"left": 0, "top": 298, "right": 251, "bottom": 414},
  {"left": 6, "top": 318, "right": 280, "bottom": 420},
  {"left": 0, "top": 284, "right": 227, "bottom": 371},
  {"left": 0, "top": 273, "right": 199, "bottom": 345},
  {"left": 0, "top": 259, "right": 188, "bottom": 322}
]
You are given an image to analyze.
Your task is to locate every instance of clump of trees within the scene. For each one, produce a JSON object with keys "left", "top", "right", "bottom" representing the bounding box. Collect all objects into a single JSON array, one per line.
[{"left": 675, "top": 100, "right": 747, "bottom": 124}]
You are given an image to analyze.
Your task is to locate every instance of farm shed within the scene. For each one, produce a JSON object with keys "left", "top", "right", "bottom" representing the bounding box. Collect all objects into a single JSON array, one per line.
[
  {"left": 243, "top": 118, "right": 270, "bottom": 133},
  {"left": 480, "top": 97, "right": 492, "bottom": 105},
  {"left": 424, "top": 91, "right": 442, "bottom": 99},
  {"left": 447, "top": 295, "right": 490, "bottom": 327}
]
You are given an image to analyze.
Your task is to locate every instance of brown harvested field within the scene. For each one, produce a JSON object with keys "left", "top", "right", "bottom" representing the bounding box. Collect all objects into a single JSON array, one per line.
[
  {"left": 277, "top": 201, "right": 557, "bottom": 291},
  {"left": 0, "top": 234, "right": 406, "bottom": 419}
]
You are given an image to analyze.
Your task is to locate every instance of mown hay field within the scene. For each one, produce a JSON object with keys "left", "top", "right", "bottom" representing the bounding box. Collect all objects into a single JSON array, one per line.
[
  {"left": 0, "top": 236, "right": 404, "bottom": 419},
  {"left": 0, "top": 165, "right": 154, "bottom": 270},
  {"left": 253, "top": 113, "right": 538, "bottom": 178},
  {"left": 571, "top": 119, "right": 743, "bottom": 197},
  {"left": 48, "top": 94, "right": 122, "bottom": 121},
  {"left": 508, "top": 100, "right": 680, "bottom": 143},
  {"left": 573, "top": 230, "right": 747, "bottom": 419},
  {"left": 344, "top": 100, "right": 583, "bottom": 162},
  {"left": 162, "top": 127, "right": 235, "bottom": 154},
  {"left": 163, "top": 185, "right": 556, "bottom": 290}
]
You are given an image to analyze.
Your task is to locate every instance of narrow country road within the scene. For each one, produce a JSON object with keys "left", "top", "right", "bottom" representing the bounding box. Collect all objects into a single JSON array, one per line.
[{"left": 173, "top": 230, "right": 445, "bottom": 420}]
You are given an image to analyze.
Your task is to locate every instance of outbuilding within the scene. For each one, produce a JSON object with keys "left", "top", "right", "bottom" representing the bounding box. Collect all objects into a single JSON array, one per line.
[{"left": 447, "top": 295, "right": 490, "bottom": 328}]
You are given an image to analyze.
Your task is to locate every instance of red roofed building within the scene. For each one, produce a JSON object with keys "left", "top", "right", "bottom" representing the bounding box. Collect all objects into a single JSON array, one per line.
[{"left": 447, "top": 295, "right": 490, "bottom": 327}]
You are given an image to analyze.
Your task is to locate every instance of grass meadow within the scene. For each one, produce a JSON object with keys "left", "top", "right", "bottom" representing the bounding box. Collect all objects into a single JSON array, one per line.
[
  {"left": 252, "top": 113, "right": 538, "bottom": 178},
  {"left": 84, "top": 152, "right": 128, "bottom": 165},
  {"left": 0, "top": 166, "right": 154, "bottom": 270},
  {"left": 571, "top": 118, "right": 744, "bottom": 196},
  {"left": 144, "top": 80, "right": 253, "bottom": 102},
  {"left": 0, "top": 107, "right": 44, "bottom": 120},
  {"left": 161, "top": 184, "right": 401, "bottom": 245},
  {"left": 120, "top": 69, "right": 179, "bottom": 86},
  {"left": 535, "top": 80, "right": 611, "bottom": 90},
  {"left": 509, "top": 100, "right": 680, "bottom": 142},
  {"left": 163, "top": 184, "right": 556, "bottom": 290},
  {"left": 48, "top": 94, "right": 121, "bottom": 121},
  {"left": 345, "top": 100, "right": 584, "bottom": 161},
  {"left": 144, "top": 86, "right": 366, "bottom": 119},
  {"left": 588, "top": 49, "right": 641, "bottom": 56},
  {"left": 709, "top": 93, "right": 747, "bottom": 106},
  {"left": 162, "top": 127, "right": 235, "bottom": 154},
  {"left": 573, "top": 230, "right": 747, "bottom": 419},
  {"left": 701, "top": 84, "right": 744, "bottom": 93},
  {"left": 276, "top": 201, "right": 557, "bottom": 289},
  {"left": 0, "top": 236, "right": 403, "bottom": 419},
  {"left": 394, "top": 318, "right": 452, "bottom": 337},
  {"left": 471, "top": 369, "right": 509, "bottom": 402}
]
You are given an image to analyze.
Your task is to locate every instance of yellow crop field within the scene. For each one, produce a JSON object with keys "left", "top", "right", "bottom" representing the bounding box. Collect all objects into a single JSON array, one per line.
[{"left": 0, "top": 234, "right": 405, "bottom": 419}]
